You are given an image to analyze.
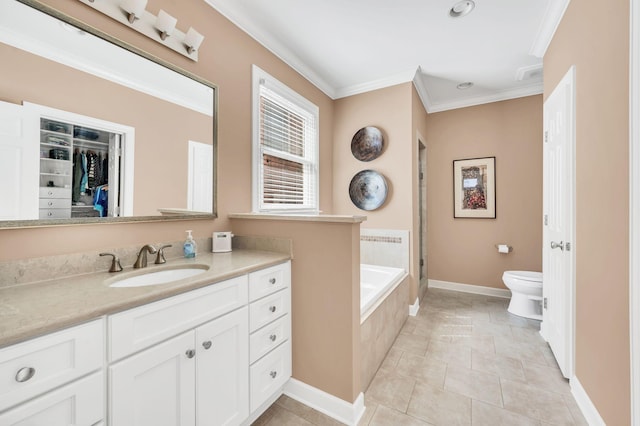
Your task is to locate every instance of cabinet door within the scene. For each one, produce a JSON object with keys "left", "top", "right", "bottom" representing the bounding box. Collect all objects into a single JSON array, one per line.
[
  {"left": 0, "top": 372, "right": 103, "bottom": 426},
  {"left": 196, "top": 307, "right": 249, "bottom": 426},
  {"left": 109, "top": 331, "right": 196, "bottom": 426}
]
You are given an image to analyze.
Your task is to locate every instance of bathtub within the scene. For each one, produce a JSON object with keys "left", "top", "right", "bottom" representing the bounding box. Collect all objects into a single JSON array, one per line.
[{"left": 360, "top": 263, "right": 407, "bottom": 321}]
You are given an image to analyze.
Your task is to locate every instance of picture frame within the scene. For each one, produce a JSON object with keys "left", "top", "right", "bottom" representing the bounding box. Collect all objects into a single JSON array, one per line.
[{"left": 453, "top": 156, "right": 496, "bottom": 218}]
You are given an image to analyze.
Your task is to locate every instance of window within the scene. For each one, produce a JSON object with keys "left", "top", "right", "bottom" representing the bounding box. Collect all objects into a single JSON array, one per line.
[{"left": 252, "top": 65, "right": 319, "bottom": 212}]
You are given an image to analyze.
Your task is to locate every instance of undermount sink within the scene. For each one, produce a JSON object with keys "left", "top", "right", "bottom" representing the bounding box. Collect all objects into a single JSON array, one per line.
[{"left": 108, "top": 265, "right": 209, "bottom": 288}]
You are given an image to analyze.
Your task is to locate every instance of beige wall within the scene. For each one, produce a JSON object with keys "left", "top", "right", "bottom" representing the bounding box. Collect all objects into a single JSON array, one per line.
[
  {"left": 544, "top": 1, "right": 630, "bottom": 423},
  {"left": 0, "top": 0, "right": 334, "bottom": 260},
  {"left": 425, "top": 95, "right": 543, "bottom": 289},
  {"left": 333, "top": 83, "right": 423, "bottom": 302},
  {"left": 230, "top": 218, "right": 362, "bottom": 403}
]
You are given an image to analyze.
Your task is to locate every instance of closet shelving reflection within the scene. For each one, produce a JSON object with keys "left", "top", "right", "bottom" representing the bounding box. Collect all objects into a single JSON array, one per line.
[{"left": 39, "top": 118, "right": 112, "bottom": 219}]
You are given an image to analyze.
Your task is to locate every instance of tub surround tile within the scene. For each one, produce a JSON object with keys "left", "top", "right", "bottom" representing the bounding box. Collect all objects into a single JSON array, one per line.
[{"left": 361, "top": 277, "right": 409, "bottom": 390}]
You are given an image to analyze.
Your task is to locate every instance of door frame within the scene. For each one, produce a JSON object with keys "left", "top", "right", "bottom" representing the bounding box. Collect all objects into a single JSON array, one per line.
[
  {"left": 630, "top": 0, "right": 640, "bottom": 423},
  {"left": 541, "top": 65, "right": 577, "bottom": 379}
]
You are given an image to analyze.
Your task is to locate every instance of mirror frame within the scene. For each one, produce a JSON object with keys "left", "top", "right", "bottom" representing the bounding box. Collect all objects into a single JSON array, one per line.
[{"left": 2, "top": 0, "right": 218, "bottom": 229}]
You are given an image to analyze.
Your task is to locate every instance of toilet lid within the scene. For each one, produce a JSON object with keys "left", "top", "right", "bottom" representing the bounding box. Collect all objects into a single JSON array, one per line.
[{"left": 504, "top": 271, "right": 542, "bottom": 282}]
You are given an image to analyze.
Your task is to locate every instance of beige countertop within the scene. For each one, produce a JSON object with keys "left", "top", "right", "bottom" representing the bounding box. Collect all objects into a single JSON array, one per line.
[{"left": 0, "top": 249, "right": 290, "bottom": 349}]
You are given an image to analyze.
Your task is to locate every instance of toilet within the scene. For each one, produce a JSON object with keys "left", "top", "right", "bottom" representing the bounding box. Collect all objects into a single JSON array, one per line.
[{"left": 502, "top": 271, "right": 543, "bottom": 320}]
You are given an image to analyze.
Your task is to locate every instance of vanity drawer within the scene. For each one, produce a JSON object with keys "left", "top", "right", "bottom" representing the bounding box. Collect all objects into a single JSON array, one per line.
[
  {"left": 250, "top": 314, "right": 290, "bottom": 364},
  {"left": 249, "top": 288, "right": 289, "bottom": 333},
  {"left": 250, "top": 340, "right": 291, "bottom": 412},
  {"left": 39, "top": 187, "right": 71, "bottom": 199},
  {"left": 0, "top": 372, "right": 103, "bottom": 425},
  {"left": 249, "top": 261, "right": 290, "bottom": 302},
  {"left": 109, "top": 275, "right": 248, "bottom": 362},
  {"left": 38, "top": 208, "right": 71, "bottom": 219},
  {"left": 39, "top": 198, "right": 70, "bottom": 209},
  {"left": 0, "top": 319, "right": 104, "bottom": 412}
]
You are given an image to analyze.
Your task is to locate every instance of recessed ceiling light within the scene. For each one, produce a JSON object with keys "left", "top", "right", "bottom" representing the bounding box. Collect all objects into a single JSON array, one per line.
[
  {"left": 450, "top": 0, "right": 475, "bottom": 18},
  {"left": 456, "top": 82, "right": 474, "bottom": 90}
]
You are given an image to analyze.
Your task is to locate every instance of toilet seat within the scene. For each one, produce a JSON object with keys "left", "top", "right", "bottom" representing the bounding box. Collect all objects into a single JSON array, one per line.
[{"left": 503, "top": 271, "right": 542, "bottom": 282}]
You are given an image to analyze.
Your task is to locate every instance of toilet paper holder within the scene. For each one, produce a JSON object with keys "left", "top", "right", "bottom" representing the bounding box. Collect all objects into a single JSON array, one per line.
[{"left": 495, "top": 244, "right": 513, "bottom": 253}]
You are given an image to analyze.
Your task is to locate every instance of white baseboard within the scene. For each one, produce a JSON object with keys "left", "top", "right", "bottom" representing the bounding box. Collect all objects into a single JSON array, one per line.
[
  {"left": 284, "top": 378, "right": 365, "bottom": 426},
  {"left": 570, "top": 376, "right": 606, "bottom": 425},
  {"left": 409, "top": 297, "right": 420, "bottom": 316},
  {"left": 428, "top": 279, "right": 511, "bottom": 299}
]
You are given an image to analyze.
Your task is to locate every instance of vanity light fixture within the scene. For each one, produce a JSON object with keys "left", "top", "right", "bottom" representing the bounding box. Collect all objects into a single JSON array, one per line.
[
  {"left": 155, "top": 9, "right": 177, "bottom": 40},
  {"left": 184, "top": 27, "right": 204, "bottom": 54},
  {"left": 120, "top": 0, "right": 147, "bottom": 24},
  {"left": 76, "top": 0, "right": 204, "bottom": 61}
]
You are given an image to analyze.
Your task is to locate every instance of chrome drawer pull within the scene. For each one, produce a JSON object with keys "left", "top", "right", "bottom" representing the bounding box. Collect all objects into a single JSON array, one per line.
[
  {"left": 269, "top": 334, "right": 277, "bottom": 342},
  {"left": 185, "top": 349, "right": 196, "bottom": 359},
  {"left": 269, "top": 278, "right": 277, "bottom": 285},
  {"left": 269, "top": 370, "right": 277, "bottom": 379},
  {"left": 269, "top": 306, "right": 277, "bottom": 313},
  {"left": 202, "top": 341, "right": 212, "bottom": 350},
  {"left": 15, "top": 367, "right": 36, "bottom": 383}
]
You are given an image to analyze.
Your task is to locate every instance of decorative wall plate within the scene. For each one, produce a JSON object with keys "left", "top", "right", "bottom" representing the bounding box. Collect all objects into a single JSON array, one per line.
[
  {"left": 351, "top": 126, "right": 384, "bottom": 161},
  {"left": 349, "top": 170, "right": 388, "bottom": 211}
]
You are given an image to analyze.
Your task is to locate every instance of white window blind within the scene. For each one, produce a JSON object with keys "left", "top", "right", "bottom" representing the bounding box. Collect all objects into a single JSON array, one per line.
[{"left": 253, "top": 66, "right": 319, "bottom": 212}]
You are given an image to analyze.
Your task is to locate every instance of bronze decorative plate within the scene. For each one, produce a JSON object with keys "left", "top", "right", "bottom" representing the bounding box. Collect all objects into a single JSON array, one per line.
[
  {"left": 351, "top": 126, "right": 384, "bottom": 161},
  {"left": 349, "top": 170, "right": 388, "bottom": 211}
]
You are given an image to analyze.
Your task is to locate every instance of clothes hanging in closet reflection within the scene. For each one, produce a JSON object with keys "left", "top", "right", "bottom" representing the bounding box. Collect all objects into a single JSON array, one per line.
[
  {"left": 93, "top": 184, "right": 108, "bottom": 217},
  {"left": 72, "top": 149, "right": 108, "bottom": 204}
]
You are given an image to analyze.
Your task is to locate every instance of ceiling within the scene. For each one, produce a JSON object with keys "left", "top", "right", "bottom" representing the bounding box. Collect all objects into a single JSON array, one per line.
[{"left": 204, "top": 0, "right": 569, "bottom": 113}]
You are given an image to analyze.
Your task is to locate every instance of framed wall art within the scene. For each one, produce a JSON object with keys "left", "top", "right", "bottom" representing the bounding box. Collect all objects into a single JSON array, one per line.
[{"left": 453, "top": 156, "right": 496, "bottom": 219}]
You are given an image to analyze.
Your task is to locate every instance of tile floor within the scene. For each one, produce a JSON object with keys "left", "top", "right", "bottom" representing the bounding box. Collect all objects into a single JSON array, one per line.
[{"left": 252, "top": 288, "right": 587, "bottom": 425}]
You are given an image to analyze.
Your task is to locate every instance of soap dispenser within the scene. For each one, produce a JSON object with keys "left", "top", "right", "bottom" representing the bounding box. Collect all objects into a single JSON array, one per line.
[{"left": 183, "top": 230, "right": 197, "bottom": 258}]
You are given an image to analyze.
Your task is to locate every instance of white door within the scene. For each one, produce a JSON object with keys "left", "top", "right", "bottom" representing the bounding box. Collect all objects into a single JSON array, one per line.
[
  {"left": 542, "top": 66, "right": 576, "bottom": 379},
  {"left": 0, "top": 372, "right": 103, "bottom": 426},
  {"left": 110, "top": 331, "right": 196, "bottom": 426},
  {"left": 196, "top": 307, "right": 249, "bottom": 426},
  {"left": 188, "top": 140, "right": 213, "bottom": 213},
  {"left": 0, "top": 100, "right": 38, "bottom": 220}
]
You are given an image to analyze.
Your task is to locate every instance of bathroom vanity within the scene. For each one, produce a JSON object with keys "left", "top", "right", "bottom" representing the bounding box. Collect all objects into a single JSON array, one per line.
[{"left": 0, "top": 252, "right": 291, "bottom": 426}]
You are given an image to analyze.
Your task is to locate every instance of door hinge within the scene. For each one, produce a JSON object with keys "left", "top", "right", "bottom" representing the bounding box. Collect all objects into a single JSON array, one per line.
[
  {"left": 544, "top": 214, "right": 548, "bottom": 226},
  {"left": 420, "top": 259, "right": 424, "bottom": 267},
  {"left": 419, "top": 172, "right": 424, "bottom": 180},
  {"left": 543, "top": 297, "right": 548, "bottom": 310},
  {"left": 544, "top": 131, "right": 549, "bottom": 143},
  {"left": 565, "top": 242, "right": 571, "bottom": 251}
]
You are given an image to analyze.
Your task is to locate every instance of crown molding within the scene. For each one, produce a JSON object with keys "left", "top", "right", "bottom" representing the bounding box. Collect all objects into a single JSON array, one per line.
[
  {"left": 333, "top": 68, "right": 417, "bottom": 99},
  {"left": 422, "top": 83, "right": 543, "bottom": 114},
  {"left": 203, "top": 0, "right": 337, "bottom": 99},
  {"left": 529, "top": 0, "right": 571, "bottom": 58}
]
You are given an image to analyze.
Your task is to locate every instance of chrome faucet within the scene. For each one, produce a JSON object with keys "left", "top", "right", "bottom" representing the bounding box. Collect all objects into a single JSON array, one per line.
[{"left": 134, "top": 244, "right": 157, "bottom": 269}]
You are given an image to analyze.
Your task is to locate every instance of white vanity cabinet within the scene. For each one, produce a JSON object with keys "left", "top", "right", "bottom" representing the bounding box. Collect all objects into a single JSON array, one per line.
[
  {"left": 0, "top": 319, "right": 105, "bottom": 426},
  {"left": 247, "top": 263, "right": 292, "bottom": 413},
  {"left": 109, "top": 275, "right": 250, "bottom": 426}
]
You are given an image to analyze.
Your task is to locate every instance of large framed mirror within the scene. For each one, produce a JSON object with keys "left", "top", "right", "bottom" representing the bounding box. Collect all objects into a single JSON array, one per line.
[{"left": 0, "top": 0, "right": 217, "bottom": 228}]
